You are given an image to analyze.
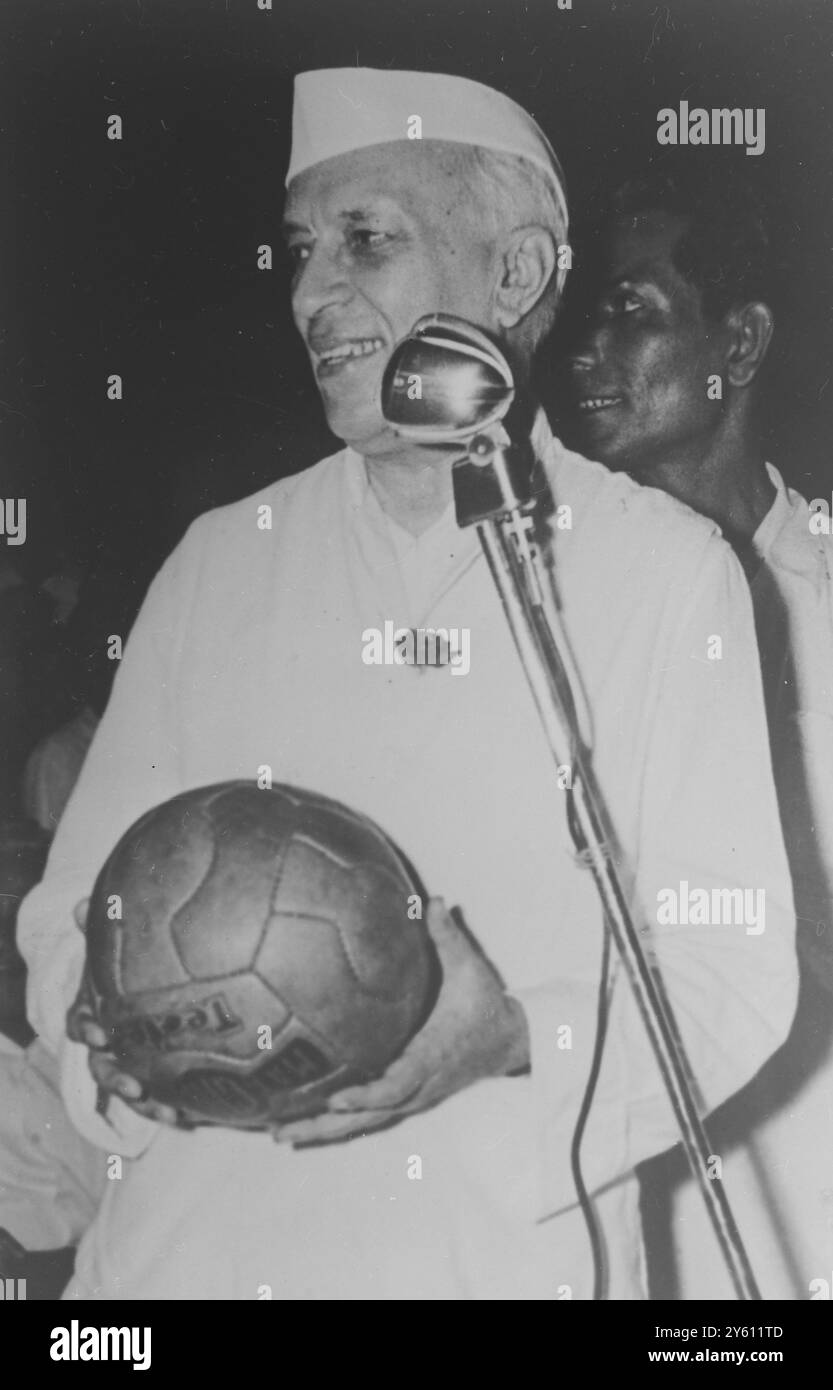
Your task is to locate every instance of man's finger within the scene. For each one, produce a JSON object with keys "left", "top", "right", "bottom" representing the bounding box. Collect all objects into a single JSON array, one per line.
[
  {"left": 68, "top": 1011, "right": 109, "bottom": 1049},
  {"left": 425, "top": 897, "right": 485, "bottom": 964},
  {"left": 424, "top": 896, "right": 454, "bottom": 941},
  {"left": 271, "top": 1108, "right": 400, "bottom": 1146},
  {"left": 86, "top": 1052, "right": 178, "bottom": 1122},
  {"left": 80, "top": 1018, "right": 109, "bottom": 1050},
  {"left": 327, "top": 1062, "right": 426, "bottom": 1112},
  {"left": 66, "top": 963, "right": 104, "bottom": 1044},
  {"left": 88, "top": 1051, "right": 144, "bottom": 1101},
  {"left": 128, "top": 1097, "right": 182, "bottom": 1127},
  {"left": 73, "top": 898, "right": 91, "bottom": 934}
]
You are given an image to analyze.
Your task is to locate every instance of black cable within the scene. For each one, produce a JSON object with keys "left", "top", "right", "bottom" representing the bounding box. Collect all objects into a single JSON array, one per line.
[{"left": 567, "top": 789, "right": 615, "bottom": 1301}]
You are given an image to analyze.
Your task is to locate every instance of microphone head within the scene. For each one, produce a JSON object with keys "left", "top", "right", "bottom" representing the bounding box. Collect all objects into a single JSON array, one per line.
[{"left": 381, "top": 314, "right": 515, "bottom": 443}]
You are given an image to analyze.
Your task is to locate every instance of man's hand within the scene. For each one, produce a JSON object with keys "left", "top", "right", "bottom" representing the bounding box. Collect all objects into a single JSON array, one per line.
[
  {"left": 271, "top": 897, "right": 530, "bottom": 1147},
  {"left": 65, "top": 898, "right": 181, "bottom": 1128}
]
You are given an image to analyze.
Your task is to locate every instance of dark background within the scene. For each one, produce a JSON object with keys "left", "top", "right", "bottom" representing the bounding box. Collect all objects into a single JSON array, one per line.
[
  {"left": 0, "top": 0, "right": 829, "bottom": 1295},
  {"left": 2, "top": 0, "right": 832, "bottom": 596},
  {"left": 0, "top": 0, "right": 831, "bottom": 1293}
]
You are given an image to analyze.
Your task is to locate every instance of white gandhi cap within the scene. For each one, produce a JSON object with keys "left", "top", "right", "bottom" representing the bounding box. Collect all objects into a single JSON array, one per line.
[{"left": 286, "top": 67, "right": 568, "bottom": 233}]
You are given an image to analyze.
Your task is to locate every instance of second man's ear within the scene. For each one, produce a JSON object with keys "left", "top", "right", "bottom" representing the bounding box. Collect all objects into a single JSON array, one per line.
[
  {"left": 493, "top": 226, "right": 558, "bottom": 330},
  {"left": 725, "top": 301, "right": 774, "bottom": 388}
]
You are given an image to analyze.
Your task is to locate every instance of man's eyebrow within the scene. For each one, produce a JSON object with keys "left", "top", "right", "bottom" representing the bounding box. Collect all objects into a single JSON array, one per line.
[
  {"left": 600, "top": 268, "right": 663, "bottom": 291},
  {"left": 312, "top": 203, "right": 399, "bottom": 228},
  {"left": 340, "top": 205, "right": 391, "bottom": 221},
  {"left": 282, "top": 203, "right": 399, "bottom": 235}
]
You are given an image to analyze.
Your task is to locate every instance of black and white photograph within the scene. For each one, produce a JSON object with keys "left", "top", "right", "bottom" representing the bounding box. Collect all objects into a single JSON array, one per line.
[{"left": 1, "top": 0, "right": 832, "bottom": 1344}]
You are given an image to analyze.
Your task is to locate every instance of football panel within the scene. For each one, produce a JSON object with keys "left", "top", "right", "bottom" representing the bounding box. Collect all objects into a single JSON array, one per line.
[
  {"left": 334, "top": 860, "right": 433, "bottom": 997},
  {"left": 254, "top": 910, "right": 434, "bottom": 1069},
  {"left": 299, "top": 799, "right": 415, "bottom": 888},
  {"left": 88, "top": 802, "right": 218, "bottom": 995},
  {"left": 271, "top": 839, "right": 425, "bottom": 1000}
]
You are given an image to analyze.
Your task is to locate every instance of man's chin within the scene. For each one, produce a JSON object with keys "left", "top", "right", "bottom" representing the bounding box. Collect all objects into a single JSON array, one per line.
[
  {"left": 575, "top": 429, "right": 630, "bottom": 471},
  {"left": 320, "top": 404, "right": 393, "bottom": 453},
  {"left": 314, "top": 376, "right": 381, "bottom": 443}
]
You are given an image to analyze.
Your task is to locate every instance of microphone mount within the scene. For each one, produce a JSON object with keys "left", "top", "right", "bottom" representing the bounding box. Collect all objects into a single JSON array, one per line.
[{"left": 381, "top": 312, "right": 763, "bottom": 1302}]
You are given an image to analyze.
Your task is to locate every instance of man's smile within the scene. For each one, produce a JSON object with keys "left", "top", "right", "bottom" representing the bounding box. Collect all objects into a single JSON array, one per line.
[
  {"left": 312, "top": 336, "right": 386, "bottom": 377},
  {"left": 577, "top": 395, "right": 623, "bottom": 414}
]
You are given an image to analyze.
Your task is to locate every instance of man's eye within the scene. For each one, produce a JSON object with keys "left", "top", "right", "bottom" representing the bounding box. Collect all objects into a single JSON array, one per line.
[
  {"left": 350, "top": 229, "right": 390, "bottom": 250},
  {"left": 600, "top": 291, "right": 642, "bottom": 317},
  {"left": 286, "top": 243, "right": 312, "bottom": 266}
]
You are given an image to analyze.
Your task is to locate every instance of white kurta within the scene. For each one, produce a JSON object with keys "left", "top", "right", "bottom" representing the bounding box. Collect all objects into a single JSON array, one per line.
[
  {"left": 17, "top": 418, "right": 796, "bottom": 1300},
  {"left": 0, "top": 1035, "right": 103, "bottom": 1250},
  {"left": 649, "top": 463, "right": 833, "bottom": 1300}
]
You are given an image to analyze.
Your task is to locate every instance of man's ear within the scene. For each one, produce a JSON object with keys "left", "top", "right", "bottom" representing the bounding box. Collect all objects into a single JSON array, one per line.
[
  {"left": 493, "top": 226, "right": 557, "bottom": 330},
  {"left": 725, "top": 301, "right": 774, "bottom": 388}
]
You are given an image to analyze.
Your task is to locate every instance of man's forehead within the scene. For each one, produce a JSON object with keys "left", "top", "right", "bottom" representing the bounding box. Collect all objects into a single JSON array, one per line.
[
  {"left": 604, "top": 208, "right": 691, "bottom": 283},
  {"left": 284, "top": 141, "right": 462, "bottom": 221}
]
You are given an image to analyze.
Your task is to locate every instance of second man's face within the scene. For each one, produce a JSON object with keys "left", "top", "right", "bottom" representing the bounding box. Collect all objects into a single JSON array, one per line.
[{"left": 564, "top": 210, "right": 726, "bottom": 475}]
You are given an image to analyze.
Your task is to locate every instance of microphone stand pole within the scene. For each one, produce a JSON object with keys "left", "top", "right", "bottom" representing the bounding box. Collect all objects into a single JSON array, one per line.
[{"left": 453, "top": 426, "right": 762, "bottom": 1302}]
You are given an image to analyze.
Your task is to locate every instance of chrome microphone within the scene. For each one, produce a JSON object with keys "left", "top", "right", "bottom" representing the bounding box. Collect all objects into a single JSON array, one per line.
[
  {"left": 381, "top": 314, "right": 536, "bottom": 524},
  {"left": 381, "top": 313, "right": 514, "bottom": 440}
]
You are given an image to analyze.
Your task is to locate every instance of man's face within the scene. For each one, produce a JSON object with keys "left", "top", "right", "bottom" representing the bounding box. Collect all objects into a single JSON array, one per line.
[
  {"left": 567, "top": 210, "right": 726, "bottom": 473},
  {"left": 283, "top": 143, "right": 498, "bottom": 453}
]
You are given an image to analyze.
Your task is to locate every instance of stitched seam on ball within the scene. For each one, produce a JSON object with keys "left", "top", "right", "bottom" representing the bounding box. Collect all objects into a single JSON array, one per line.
[
  {"left": 258, "top": 836, "right": 287, "bottom": 961},
  {"left": 167, "top": 809, "right": 224, "bottom": 975},
  {"left": 287, "top": 835, "right": 371, "bottom": 989},
  {"left": 252, "top": 909, "right": 367, "bottom": 994}
]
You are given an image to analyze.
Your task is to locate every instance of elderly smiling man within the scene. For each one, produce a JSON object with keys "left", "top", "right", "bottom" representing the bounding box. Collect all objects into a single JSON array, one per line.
[{"left": 18, "top": 69, "right": 796, "bottom": 1301}]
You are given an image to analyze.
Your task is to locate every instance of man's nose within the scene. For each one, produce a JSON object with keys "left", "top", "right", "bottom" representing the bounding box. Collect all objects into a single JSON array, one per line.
[
  {"left": 292, "top": 244, "right": 353, "bottom": 321},
  {"left": 569, "top": 346, "right": 596, "bottom": 374},
  {"left": 567, "top": 327, "right": 603, "bottom": 374}
]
